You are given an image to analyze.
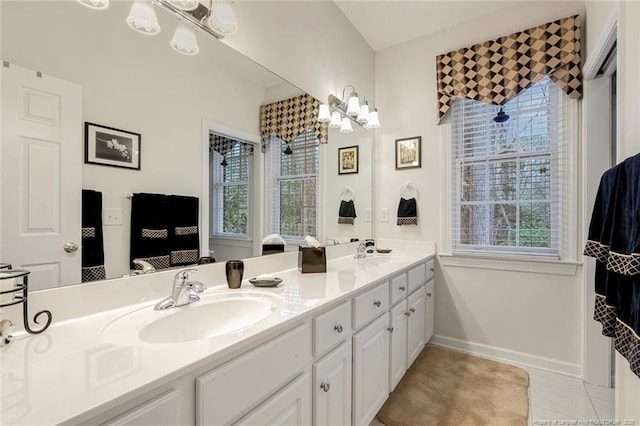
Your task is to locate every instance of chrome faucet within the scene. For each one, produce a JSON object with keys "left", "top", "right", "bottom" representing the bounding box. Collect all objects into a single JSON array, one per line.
[
  {"left": 132, "top": 259, "right": 156, "bottom": 274},
  {"left": 154, "top": 268, "right": 206, "bottom": 311},
  {"left": 354, "top": 241, "right": 368, "bottom": 259}
]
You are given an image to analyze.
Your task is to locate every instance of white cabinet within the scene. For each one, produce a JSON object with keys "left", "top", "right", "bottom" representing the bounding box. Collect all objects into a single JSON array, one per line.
[
  {"left": 101, "top": 390, "right": 179, "bottom": 426},
  {"left": 425, "top": 279, "right": 435, "bottom": 342},
  {"left": 235, "top": 373, "right": 312, "bottom": 426},
  {"left": 313, "top": 341, "right": 352, "bottom": 426},
  {"left": 388, "top": 301, "right": 408, "bottom": 391},
  {"left": 406, "top": 286, "right": 426, "bottom": 367},
  {"left": 352, "top": 313, "right": 389, "bottom": 426},
  {"left": 196, "top": 323, "right": 311, "bottom": 425}
]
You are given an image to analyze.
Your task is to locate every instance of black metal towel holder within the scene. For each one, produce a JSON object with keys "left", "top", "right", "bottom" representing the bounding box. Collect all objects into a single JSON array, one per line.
[{"left": 0, "top": 267, "right": 52, "bottom": 334}]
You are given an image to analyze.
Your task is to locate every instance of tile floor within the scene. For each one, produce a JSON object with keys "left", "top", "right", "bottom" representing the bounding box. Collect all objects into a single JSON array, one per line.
[{"left": 370, "top": 367, "right": 615, "bottom": 425}]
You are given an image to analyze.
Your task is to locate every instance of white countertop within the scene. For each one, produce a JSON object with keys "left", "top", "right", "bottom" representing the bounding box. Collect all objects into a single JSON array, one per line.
[{"left": 0, "top": 242, "right": 434, "bottom": 425}]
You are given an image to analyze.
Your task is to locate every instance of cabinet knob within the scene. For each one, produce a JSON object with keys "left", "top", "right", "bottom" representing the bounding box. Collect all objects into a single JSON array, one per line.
[
  {"left": 399, "top": 286, "right": 405, "bottom": 292},
  {"left": 427, "top": 292, "right": 432, "bottom": 297},
  {"left": 373, "top": 300, "right": 381, "bottom": 307},
  {"left": 430, "top": 268, "right": 435, "bottom": 272},
  {"left": 405, "top": 311, "right": 411, "bottom": 317},
  {"left": 334, "top": 324, "right": 343, "bottom": 333},
  {"left": 410, "top": 307, "right": 416, "bottom": 313},
  {"left": 320, "top": 382, "right": 330, "bottom": 392},
  {"left": 387, "top": 327, "right": 394, "bottom": 332}
]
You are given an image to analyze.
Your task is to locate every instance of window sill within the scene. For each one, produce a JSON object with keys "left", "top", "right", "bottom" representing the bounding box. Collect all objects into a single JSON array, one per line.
[
  {"left": 210, "top": 235, "right": 253, "bottom": 247},
  {"left": 438, "top": 253, "right": 581, "bottom": 276}
]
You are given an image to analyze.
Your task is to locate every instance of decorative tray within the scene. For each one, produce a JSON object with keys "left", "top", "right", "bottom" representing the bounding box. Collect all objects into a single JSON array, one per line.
[{"left": 248, "top": 277, "right": 283, "bottom": 287}]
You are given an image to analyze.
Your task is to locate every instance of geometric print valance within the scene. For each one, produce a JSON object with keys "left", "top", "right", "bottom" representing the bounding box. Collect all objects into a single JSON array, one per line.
[
  {"left": 209, "top": 133, "right": 253, "bottom": 156},
  {"left": 260, "top": 93, "right": 328, "bottom": 152},
  {"left": 436, "top": 15, "right": 582, "bottom": 123}
]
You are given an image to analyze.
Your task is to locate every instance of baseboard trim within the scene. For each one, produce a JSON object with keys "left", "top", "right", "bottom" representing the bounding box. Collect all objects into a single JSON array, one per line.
[{"left": 430, "top": 335, "right": 582, "bottom": 378}]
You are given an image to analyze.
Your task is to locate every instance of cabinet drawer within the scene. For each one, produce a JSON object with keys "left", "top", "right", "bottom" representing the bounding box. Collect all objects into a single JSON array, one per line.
[
  {"left": 196, "top": 322, "right": 312, "bottom": 425},
  {"left": 425, "top": 258, "right": 435, "bottom": 282},
  {"left": 389, "top": 273, "right": 408, "bottom": 306},
  {"left": 353, "top": 282, "right": 389, "bottom": 331},
  {"left": 314, "top": 301, "right": 351, "bottom": 358},
  {"left": 101, "top": 390, "right": 179, "bottom": 426},
  {"left": 407, "top": 263, "right": 426, "bottom": 294}
]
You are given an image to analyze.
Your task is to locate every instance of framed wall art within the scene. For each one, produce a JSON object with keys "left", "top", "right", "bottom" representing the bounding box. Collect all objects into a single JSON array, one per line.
[
  {"left": 395, "top": 136, "right": 421, "bottom": 170},
  {"left": 338, "top": 145, "right": 359, "bottom": 175},
  {"left": 85, "top": 122, "right": 141, "bottom": 170}
]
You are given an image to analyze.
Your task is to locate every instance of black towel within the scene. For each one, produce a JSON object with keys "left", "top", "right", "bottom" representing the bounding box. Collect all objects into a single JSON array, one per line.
[
  {"left": 338, "top": 200, "right": 357, "bottom": 225},
  {"left": 130, "top": 193, "right": 171, "bottom": 270},
  {"left": 169, "top": 195, "right": 200, "bottom": 266},
  {"left": 81, "top": 189, "right": 106, "bottom": 282},
  {"left": 262, "top": 244, "right": 285, "bottom": 255},
  {"left": 397, "top": 197, "right": 417, "bottom": 226}
]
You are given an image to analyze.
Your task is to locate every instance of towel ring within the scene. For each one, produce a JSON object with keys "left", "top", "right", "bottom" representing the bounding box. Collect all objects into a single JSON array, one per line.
[
  {"left": 400, "top": 183, "right": 418, "bottom": 200},
  {"left": 340, "top": 187, "right": 354, "bottom": 202}
]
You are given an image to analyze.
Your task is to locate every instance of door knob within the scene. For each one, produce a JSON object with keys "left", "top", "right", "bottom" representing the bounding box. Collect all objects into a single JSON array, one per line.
[
  {"left": 64, "top": 242, "right": 79, "bottom": 253},
  {"left": 320, "top": 382, "right": 330, "bottom": 392}
]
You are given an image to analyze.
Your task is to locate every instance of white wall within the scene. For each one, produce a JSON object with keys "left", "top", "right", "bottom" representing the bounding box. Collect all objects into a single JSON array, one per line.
[
  {"left": 373, "top": 1, "right": 587, "bottom": 374},
  {"left": 2, "top": 1, "right": 270, "bottom": 278}
]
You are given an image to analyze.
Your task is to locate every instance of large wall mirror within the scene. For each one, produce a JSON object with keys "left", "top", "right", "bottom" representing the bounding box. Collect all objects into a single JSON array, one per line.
[{"left": 0, "top": 1, "right": 373, "bottom": 291}]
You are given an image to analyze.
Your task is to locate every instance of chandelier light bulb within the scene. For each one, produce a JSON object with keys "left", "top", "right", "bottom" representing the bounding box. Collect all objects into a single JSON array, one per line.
[
  {"left": 317, "top": 104, "right": 331, "bottom": 123},
  {"left": 346, "top": 93, "right": 360, "bottom": 116},
  {"left": 126, "top": 0, "right": 161, "bottom": 35},
  {"left": 340, "top": 117, "right": 353, "bottom": 133},
  {"left": 170, "top": 21, "right": 200, "bottom": 55},
  {"left": 364, "top": 109, "right": 380, "bottom": 129},
  {"left": 356, "top": 103, "right": 370, "bottom": 124},
  {"left": 329, "top": 111, "right": 342, "bottom": 128},
  {"left": 208, "top": 2, "right": 238, "bottom": 35}
]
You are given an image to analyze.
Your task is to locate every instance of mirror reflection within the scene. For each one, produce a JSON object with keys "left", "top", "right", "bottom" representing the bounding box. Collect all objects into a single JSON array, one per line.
[{"left": 0, "top": 0, "right": 373, "bottom": 291}]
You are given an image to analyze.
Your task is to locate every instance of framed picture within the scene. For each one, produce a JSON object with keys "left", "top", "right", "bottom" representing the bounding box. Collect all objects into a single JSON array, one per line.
[
  {"left": 338, "top": 145, "right": 359, "bottom": 175},
  {"left": 395, "top": 136, "right": 421, "bottom": 170},
  {"left": 85, "top": 122, "right": 141, "bottom": 170}
]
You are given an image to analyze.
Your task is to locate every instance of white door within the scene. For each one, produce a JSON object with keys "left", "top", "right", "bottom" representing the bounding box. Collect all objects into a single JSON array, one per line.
[
  {"left": 389, "top": 301, "right": 407, "bottom": 391},
  {"left": 425, "top": 280, "right": 435, "bottom": 342},
  {"left": 352, "top": 314, "right": 389, "bottom": 426},
  {"left": 1, "top": 63, "right": 82, "bottom": 289},
  {"left": 407, "top": 286, "right": 426, "bottom": 368},
  {"left": 313, "top": 341, "right": 352, "bottom": 426}
]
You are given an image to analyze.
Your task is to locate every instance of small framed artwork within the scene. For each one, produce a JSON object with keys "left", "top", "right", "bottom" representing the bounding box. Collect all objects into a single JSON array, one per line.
[
  {"left": 395, "top": 136, "right": 422, "bottom": 170},
  {"left": 85, "top": 122, "right": 141, "bottom": 170},
  {"left": 338, "top": 145, "right": 359, "bottom": 175}
]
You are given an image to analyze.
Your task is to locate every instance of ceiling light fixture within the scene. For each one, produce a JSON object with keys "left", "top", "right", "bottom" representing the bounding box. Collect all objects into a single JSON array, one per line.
[
  {"left": 283, "top": 144, "right": 293, "bottom": 155},
  {"left": 220, "top": 157, "right": 228, "bottom": 167},
  {"left": 317, "top": 104, "right": 331, "bottom": 123},
  {"left": 207, "top": 1, "right": 238, "bottom": 35},
  {"left": 322, "top": 85, "right": 381, "bottom": 130},
  {"left": 75, "top": 0, "right": 110, "bottom": 10},
  {"left": 126, "top": 0, "right": 161, "bottom": 35},
  {"left": 493, "top": 107, "right": 510, "bottom": 123},
  {"left": 170, "top": 20, "right": 200, "bottom": 55}
]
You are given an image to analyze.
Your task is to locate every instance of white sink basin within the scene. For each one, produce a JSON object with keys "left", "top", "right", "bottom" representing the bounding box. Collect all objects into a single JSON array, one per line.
[{"left": 103, "top": 290, "right": 282, "bottom": 344}]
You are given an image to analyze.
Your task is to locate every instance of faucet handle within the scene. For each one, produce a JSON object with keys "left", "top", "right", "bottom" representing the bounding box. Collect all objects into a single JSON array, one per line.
[
  {"left": 185, "top": 281, "right": 206, "bottom": 293},
  {"left": 174, "top": 268, "right": 198, "bottom": 284}
]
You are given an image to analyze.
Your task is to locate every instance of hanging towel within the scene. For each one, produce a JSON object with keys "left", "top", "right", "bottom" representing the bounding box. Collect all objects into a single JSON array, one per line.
[
  {"left": 81, "top": 189, "right": 106, "bottom": 282},
  {"left": 130, "top": 193, "right": 171, "bottom": 270},
  {"left": 169, "top": 195, "right": 200, "bottom": 266},
  {"left": 262, "top": 234, "right": 285, "bottom": 255},
  {"left": 584, "top": 153, "right": 640, "bottom": 379},
  {"left": 397, "top": 198, "right": 417, "bottom": 226},
  {"left": 338, "top": 200, "right": 357, "bottom": 225}
]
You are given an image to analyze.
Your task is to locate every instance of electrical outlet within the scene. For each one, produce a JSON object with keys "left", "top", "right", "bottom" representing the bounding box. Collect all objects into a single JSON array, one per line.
[
  {"left": 381, "top": 208, "right": 389, "bottom": 223},
  {"left": 103, "top": 208, "right": 122, "bottom": 226},
  {"left": 364, "top": 208, "right": 372, "bottom": 223}
]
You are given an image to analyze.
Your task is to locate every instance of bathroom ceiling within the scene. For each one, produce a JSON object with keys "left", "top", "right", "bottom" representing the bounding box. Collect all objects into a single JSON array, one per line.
[{"left": 334, "top": 0, "right": 532, "bottom": 51}]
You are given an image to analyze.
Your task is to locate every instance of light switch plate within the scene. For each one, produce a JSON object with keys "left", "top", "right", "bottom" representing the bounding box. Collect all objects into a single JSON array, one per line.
[
  {"left": 381, "top": 208, "right": 389, "bottom": 223},
  {"left": 103, "top": 208, "right": 122, "bottom": 226},
  {"left": 364, "top": 208, "right": 372, "bottom": 223}
]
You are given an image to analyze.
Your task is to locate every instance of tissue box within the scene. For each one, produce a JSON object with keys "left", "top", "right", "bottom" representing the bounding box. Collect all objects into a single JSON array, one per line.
[{"left": 298, "top": 246, "right": 326, "bottom": 273}]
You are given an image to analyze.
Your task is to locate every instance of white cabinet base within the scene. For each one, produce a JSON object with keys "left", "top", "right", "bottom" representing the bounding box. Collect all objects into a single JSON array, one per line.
[{"left": 313, "top": 341, "right": 352, "bottom": 426}]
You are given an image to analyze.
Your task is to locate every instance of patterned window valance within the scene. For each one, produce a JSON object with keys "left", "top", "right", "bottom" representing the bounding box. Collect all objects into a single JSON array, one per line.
[
  {"left": 260, "top": 93, "right": 328, "bottom": 152},
  {"left": 436, "top": 15, "right": 582, "bottom": 123},
  {"left": 209, "top": 133, "right": 253, "bottom": 156}
]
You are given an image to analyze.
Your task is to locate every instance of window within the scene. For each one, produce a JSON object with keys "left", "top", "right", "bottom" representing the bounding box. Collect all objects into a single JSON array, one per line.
[
  {"left": 266, "top": 129, "right": 320, "bottom": 240},
  {"left": 210, "top": 135, "right": 253, "bottom": 238},
  {"left": 450, "top": 77, "right": 573, "bottom": 257}
]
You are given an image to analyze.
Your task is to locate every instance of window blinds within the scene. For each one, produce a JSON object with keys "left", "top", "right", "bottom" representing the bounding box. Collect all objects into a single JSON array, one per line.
[{"left": 450, "top": 77, "right": 572, "bottom": 257}]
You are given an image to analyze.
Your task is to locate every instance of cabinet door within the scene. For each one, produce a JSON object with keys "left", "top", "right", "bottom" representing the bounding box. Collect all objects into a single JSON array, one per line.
[
  {"left": 234, "top": 373, "right": 311, "bottom": 426},
  {"left": 425, "top": 279, "right": 435, "bottom": 343},
  {"left": 352, "top": 314, "right": 389, "bottom": 426},
  {"left": 388, "top": 301, "right": 407, "bottom": 392},
  {"left": 313, "top": 341, "right": 352, "bottom": 426},
  {"left": 101, "top": 390, "right": 179, "bottom": 426},
  {"left": 407, "top": 286, "right": 426, "bottom": 368}
]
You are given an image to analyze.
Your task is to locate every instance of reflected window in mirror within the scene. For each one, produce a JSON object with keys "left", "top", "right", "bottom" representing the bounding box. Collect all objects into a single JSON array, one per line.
[
  {"left": 210, "top": 133, "right": 254, "bottom": 238},
  {"left": 266, "top": 129, "right": 320, "bottom": 241}
]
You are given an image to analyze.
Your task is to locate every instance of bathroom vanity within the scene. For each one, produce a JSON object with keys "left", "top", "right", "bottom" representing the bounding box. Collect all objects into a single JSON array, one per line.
[{"left": 0, "top": 241, "right": 435, "bottom": 425}]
